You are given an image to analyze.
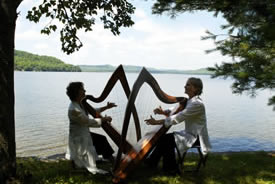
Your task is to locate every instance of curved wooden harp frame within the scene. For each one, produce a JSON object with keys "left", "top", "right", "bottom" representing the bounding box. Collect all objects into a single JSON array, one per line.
[
  {"left": 82, "top": 65, "right": 141, "bottom": 154},
  {"left": 112, "top": 67, "right": 185, "bottom": 183},
  {"left": 82, "top": 65, "right": 184, "bottom": 183}
]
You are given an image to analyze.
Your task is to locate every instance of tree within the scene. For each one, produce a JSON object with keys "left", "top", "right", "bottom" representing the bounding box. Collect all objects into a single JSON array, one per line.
[
  {"left": 0, "top": 1, "right": 20, "bottom": 182},
  {"left": 0, "top": 0, "right": 135, "bottom": 182},
  {"left": 152, "top": 0, "right": 275, "bottom": 109}
]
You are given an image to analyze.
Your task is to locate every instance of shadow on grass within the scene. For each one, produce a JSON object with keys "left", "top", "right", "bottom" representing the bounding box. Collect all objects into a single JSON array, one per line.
[{"left": 16, "top": 151, "right": 274, "bottom": 184}]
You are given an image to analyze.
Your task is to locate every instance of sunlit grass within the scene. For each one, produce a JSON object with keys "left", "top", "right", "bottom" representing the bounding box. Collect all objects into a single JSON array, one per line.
[{"left": 15, "top": 151, "right": 274, "bottom": 184}]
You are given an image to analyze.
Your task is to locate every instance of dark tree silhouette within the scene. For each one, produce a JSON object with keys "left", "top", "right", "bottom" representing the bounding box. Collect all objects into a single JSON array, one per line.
[{"left": 0, "top": 0, "right": 135, "bottom": 182}]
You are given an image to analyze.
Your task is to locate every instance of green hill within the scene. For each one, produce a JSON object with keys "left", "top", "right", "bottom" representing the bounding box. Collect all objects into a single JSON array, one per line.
[
  {"left": 14, "top": 50, "right": 213, "bottom": 75},
  {"left": 15, "top": 50, "right": 81, "bottom": 72}
]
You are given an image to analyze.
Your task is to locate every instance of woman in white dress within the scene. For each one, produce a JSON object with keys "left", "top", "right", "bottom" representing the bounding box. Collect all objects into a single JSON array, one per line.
[
  {"left": 145, "top": 77, "right": 211, "bottom": 175},
  {"left": 65, "top": 82, "right": 115, "bottom": 174}
]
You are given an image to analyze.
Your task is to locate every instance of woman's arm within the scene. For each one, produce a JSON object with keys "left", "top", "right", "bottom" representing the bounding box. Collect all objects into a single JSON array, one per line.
[
  {"left": 153, "top": 106, "right": 170, "bottom": 117},
  {"left": 145, "top": 115, "right": 165, "bottom": 125},
  {"left": 69, "top": 108, "right": 112, "bottom": 127},
  {"left": 83, "top": 95, "right": 117, "bottom": 113},
  {"left": 98, "top": 102, "right": 117, "bottom": 113},
  {"left": 167, "top": 101, "right": 204, "bottom": 126}
]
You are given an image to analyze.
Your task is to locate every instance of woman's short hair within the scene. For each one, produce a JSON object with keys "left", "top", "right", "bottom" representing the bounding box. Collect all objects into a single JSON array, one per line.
[
  {"left": 188, "top": 77, "right": 203, "bottom": 95},
  {"left": 66, "top": 82, "right": 83, "bottom": 101}
]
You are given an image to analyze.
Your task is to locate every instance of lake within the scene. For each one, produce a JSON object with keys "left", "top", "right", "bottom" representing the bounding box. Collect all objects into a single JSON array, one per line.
[{"left": 15, "top": 71, "right": 275, "bottom": 157}]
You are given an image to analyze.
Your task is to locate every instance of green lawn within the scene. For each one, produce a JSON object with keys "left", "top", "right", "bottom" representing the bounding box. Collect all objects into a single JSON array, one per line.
[{"left": 14, "top": 151, "right": 274, "bottom": 184}]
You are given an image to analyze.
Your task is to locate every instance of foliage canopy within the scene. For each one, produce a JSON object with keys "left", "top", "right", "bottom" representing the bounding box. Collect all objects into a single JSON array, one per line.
[{"left": 152, "top": 0, "right": 275, "bottom": 109}]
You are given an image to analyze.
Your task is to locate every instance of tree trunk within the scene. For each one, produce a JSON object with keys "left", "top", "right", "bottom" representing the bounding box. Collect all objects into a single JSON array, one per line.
[{"left": 0, "top": 0, "right": 21, "bottom": 182}]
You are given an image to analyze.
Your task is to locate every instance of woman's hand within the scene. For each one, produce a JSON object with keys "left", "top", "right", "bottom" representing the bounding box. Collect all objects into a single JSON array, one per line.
[
  {"left": 106, "top": 102, "right": 117, "bottom": 109},
  {"left": 145, "top": 115, "right": 163, "bottom": 125},
  {"left": 102, "top": 115, "right": 112, "bottom": 124},
  {"left": 153, "top": 106, "right": 164, "bottom": 115}
]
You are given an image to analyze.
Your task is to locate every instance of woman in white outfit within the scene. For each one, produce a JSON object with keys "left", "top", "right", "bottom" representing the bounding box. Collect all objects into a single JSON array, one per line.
[
  {"left": 65, "top": 82, "right": 115, "bottom": 174},
  {"left": 145, "top": 77, "right": 211, "bottom": 175}
]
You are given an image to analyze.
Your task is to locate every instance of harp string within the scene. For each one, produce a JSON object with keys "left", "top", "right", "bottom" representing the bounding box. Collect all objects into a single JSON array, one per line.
[
  {"left": 134, "top": 83, "right": 167, "bottom": 137},
  {"left": 87, "top": 81, "right": 128, "bottom": 152}
]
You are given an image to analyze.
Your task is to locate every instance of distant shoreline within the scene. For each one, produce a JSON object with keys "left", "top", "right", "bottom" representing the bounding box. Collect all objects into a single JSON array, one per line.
[
  {"left": 79, "top": 64, "right": 214, "bottom": 75},
  {"left": 14, "top": 50, "right": 214, "bottom": 74},
  {"left": 14, "top": 69, "right": 213, "bottom": 75}
]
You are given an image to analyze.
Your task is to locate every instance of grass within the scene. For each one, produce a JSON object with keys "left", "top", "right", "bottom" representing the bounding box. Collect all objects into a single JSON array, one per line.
[{"left": 13, "top": 151, "right": 275, "bottom": 184}]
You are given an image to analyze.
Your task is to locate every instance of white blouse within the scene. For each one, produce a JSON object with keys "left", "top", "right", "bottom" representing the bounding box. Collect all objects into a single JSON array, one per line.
[
  {"left": 164, "top": 96, "right": 211, "bottom": 156},
  {"left": 65, "top": 101, "right": 106, "bottom": 174}
]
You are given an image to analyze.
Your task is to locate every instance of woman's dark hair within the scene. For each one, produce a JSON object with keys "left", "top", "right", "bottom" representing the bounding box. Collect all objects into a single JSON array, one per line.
[
  {"left": 188, "top": 77, "right": 203, "bottom": 95},
  {"left": 66, "top": 82, "right": 84, "bottom": 101}
]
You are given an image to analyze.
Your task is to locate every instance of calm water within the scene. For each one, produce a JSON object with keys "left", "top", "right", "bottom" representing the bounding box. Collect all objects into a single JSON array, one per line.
[{"left": 15, "top": 71, "right": 275, "bottom": 157}]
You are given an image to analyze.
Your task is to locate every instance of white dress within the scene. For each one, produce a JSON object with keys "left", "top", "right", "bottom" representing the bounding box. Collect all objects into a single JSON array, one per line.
[
  {"left": 65, "top": 101, "right": 107, "bottom": 174},
  {"left": 164, "top": 96, "right": 211, "bottom": 157}
]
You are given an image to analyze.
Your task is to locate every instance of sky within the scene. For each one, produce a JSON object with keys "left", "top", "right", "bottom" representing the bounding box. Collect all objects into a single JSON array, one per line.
[{"left": 16, "top": 0, "right": 231, "bottom": 70}]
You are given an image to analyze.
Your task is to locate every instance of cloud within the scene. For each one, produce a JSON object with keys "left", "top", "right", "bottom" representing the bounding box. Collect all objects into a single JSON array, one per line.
[
  {"left": 16, "top": 30, "right": 42, "bottom": 40},
  {"left": 34, "top": 43, "right": 50, "bottom": 50},
  {"left": 135, "top": 8, "right": 147, "bottom": 19},
  {"left": 15, "top": 0, "right": 229, "bottom": 70},
  {"left": 133, "top": 19, "right": 158, "bottom": 33}
]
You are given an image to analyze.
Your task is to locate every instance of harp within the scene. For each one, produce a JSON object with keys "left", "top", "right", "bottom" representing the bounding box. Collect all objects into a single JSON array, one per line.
[
  {"left": 82, "top": 65, "right": 185, "bottom": 182},
  {"left": 82, "top": 65, "right": 141, "bottom": 153},
  {"left": 111, "top": 67, "right": 185, "bottom": 183}
]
